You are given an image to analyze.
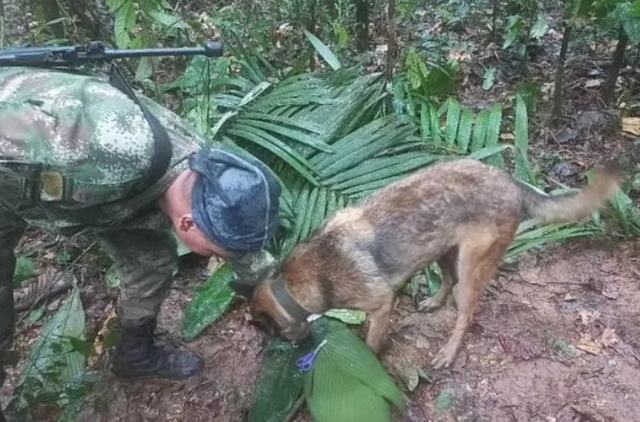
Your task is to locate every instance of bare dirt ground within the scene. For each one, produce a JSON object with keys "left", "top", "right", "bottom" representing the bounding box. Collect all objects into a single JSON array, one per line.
[{"left": 40, "top": 237, "right": 635, "bottom": 422}]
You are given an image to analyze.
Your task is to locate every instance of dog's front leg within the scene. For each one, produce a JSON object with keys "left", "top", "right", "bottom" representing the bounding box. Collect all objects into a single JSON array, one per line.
[{"left": 364, "top": 291, "right": 395, "bottom": 353}]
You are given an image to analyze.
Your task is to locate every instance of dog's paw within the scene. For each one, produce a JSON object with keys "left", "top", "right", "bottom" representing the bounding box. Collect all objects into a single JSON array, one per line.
[
  {"left": 431, "top": 344, "right": 459, "bottom": 369},
  {"left": 418, "top": 297, "right": 444, "bottom": 313}
]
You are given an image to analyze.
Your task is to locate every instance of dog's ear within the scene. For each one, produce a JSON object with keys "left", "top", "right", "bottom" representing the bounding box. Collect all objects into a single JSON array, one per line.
[{"left": 230, "top": 279, "right": 262, "bottom": 299}]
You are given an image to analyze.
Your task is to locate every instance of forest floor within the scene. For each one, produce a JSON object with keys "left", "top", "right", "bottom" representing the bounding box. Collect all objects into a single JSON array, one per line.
[{"left": 1, "top": 1, "right": 640, "bottom": 422}]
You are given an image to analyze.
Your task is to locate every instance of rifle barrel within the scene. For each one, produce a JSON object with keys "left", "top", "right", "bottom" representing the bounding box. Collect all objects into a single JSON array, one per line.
[
  {"left": 0, "top": 40, "right": 224, "bottom": 67},
  {"left": 105, "top": 41, "right": 224, "bottom": 58}
]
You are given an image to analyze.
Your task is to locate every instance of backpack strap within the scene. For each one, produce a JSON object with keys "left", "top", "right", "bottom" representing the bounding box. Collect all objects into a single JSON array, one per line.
[{"left": 108, "top": 63, "right": 173, "bottom": 194}]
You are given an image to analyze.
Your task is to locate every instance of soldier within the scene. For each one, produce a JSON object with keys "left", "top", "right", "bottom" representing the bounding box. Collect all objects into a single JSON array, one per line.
[{"left": 0, "top": 66, "right": 281, "bottom": 420}]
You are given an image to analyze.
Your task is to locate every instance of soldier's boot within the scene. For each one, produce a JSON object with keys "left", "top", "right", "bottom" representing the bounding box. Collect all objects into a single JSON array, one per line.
[
  {"left": 0, "top": 367, "right": 5, "bottom": 422},
  {"left": 0, "top": 365, "right": 6, "bottom": 422},
  {"left": 1, "top": 213, "right": 25, "bottom": 422},
  {"left": 111, "top": 320, "right": 203, "bottom": 381}
]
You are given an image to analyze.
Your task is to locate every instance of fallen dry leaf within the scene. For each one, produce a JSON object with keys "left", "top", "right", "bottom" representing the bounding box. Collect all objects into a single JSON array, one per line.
[
  {"left": 602, "top": 288, "right": 619, "bottom": 300},
  {"left": 578, "top": 309, "right": 601, "bottom": 326},
  {"left": 622, "top": 117, "right": 640, "bottom": 136},
  {"left": 576, "top": 335, "right": 602, "bottom": 355},
  {"left": 575, "top": 328, "right": 620, "bottom": 356},
  {"left": 599, "top": 327, "right": 619, "bottom": 348},
  {"left": 416, "top": 337, "right": 430, "bottom": 349},
  {"left": 207, "top": 257, "right": 223, "bottom": 274},
  {"left": 88, "top": 305, "right": 117, "bottom": 368}
]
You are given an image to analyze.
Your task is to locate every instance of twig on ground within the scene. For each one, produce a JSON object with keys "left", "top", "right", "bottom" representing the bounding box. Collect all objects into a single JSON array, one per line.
[
  {"left": 15, "top": 241, "right": 97, "bottom": 324},
  {"left": 14, "top": 279, "right": 74, "bottom": 313}
]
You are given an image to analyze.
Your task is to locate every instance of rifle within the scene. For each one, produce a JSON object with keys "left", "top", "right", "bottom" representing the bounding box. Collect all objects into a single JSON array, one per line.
[{"left": 0, "top": 40, "right": 224, "bottom": 67}]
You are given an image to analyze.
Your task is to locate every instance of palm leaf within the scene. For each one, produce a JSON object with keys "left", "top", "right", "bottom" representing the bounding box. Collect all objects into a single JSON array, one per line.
[
  {"left": 445, "top": 98, "right": 461, "bottom": 147},
  {"left": 304, "top": 29, "right": 342, "bottom": 70},
  {"left": 430, "top": 101, "right": 444, "bottom": 145},
  {"left": 514, "top": 94, "right": 534, "bottom": 183},
  {"left": 324, "top": 152, "right": 437, "bottom": 189},
  {"left": 471, "top": 109, "right": 490, "bottom": 152},
  {"left": 226, "top": 126, "right": 320, "bottom": 185},
  {"left": 420, "top": 101, "right": 431, "bottom": 139},
  {"left": 507, "top": 222, "right": 599, "bottom": 261},
  {"left": 484, "top": 103, "right": 505, "bottom": 168},
  {"left": 456, "top": 109, "right": 475, "bottom": 154}
]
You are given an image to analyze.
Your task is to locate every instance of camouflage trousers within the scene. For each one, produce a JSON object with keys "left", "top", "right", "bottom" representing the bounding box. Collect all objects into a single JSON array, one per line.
[{"left": 0, "top": 207, "right": 179, "bottom": 376}]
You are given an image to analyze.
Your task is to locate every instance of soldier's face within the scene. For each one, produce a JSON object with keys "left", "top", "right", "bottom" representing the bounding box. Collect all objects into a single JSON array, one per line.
[{"left": 174, "top": 215, "right": 236, "bottom": 259}]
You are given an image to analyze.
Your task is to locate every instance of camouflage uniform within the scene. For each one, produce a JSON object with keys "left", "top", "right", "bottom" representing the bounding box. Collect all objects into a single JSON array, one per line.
[{"left": 0, "top": 67, "right": 276, "bottom": 356}]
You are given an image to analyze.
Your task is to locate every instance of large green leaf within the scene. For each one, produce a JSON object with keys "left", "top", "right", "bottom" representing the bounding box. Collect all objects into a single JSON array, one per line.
[
  {"left": 139, "top": 0, "right": 190, "bottom": 29},
  {"left": 616, "top": 2, "right": 640, "bottom": 44},
  {"left": 181, "top": 263, "right": 236, "bottom": 342},
  {"left": 514, "top": 94, "right": 534, "bottom": 184},
  {"left": 324, "top": 309, "right": 367, "bottom": 325},
  {"left": 305, "top": 319, "right": 406, "bottom": 422},
  {"left": 248, "top": 339, "right": 314, "bottom": 422},
  {"left": 14, "top": 285, "right": 88, "bottom": 419},
  {"left": 304, "top": 30, "right": 342, "bottom": 71},
  {"left": 307, "top": 357, "right": 393, "bottom": 422},
  {"left": 114, "top": 0, "right": 135, "bottom": 48}
]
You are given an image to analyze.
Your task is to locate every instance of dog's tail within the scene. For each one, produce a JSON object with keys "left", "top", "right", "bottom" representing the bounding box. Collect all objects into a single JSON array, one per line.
[{"left": 519, "top": 165, "right": 622, "bottom": 224}]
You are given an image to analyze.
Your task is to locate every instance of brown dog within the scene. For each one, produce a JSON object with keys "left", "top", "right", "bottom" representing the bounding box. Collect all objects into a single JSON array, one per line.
[{"left": 233, "top": 159, "right": 621, "bottom": 368}]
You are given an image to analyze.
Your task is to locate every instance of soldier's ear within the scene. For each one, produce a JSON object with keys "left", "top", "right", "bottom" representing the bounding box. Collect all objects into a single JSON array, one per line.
[{"left": 231, "top": 279, "right": 263, "bottom": 299}]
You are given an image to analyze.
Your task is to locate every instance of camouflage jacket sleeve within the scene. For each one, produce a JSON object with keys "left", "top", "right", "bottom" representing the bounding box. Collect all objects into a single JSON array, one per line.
[{"left": 228, "top": 249, "right": 279, "bottom": 282}]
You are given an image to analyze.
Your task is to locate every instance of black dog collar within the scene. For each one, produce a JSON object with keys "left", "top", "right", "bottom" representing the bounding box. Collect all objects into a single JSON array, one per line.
[{"left": 271, "top": 277, "right": 311, "bottom": 321}]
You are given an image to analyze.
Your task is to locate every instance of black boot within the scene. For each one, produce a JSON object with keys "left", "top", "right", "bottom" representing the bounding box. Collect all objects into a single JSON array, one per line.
[
  {"left": 111, "top": 321, "right": 203, "bottom": 381},
  {"left": 0, "top": 364, "right": 7, "bottom": 422}
]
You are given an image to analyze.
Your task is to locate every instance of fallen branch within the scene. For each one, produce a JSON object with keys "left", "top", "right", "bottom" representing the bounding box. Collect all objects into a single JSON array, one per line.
[{"left": 15, "top": 279, "right": 73, "bottom": 313}]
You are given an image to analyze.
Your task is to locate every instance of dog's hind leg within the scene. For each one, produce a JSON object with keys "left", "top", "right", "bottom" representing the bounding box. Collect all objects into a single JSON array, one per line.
[
  {"left": 431, "top": 228, "right": 514, "bottom": 369},
  {"left": 364, "top": 287, "right": 395, "bottom": 353},
  {"left": 419, "top": 247, "right": 458, "bottom": 312}
]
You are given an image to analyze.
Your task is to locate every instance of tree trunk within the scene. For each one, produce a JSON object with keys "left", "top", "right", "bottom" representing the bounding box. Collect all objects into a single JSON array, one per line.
[
  {"left": 308, "top": 0, "right": 317, "bottom": 70},
  {"left": 0, "top": 0, "right": 5, "bottom": 48},
  {"left": 355, "top": 0, "right": 369, "bottom": 52},
  {"left": 385, "top": 0, "right": 396, "bottom": 111},
  {"left": 552, "top": 23, "right": 572, "bottom": 122},
  {"left": 603, "top": 26, "right": 629, "bottom": 105},
  {"left": 519, "top": 23, "right": 532, "bottom": 80},
  {"left": 490, "top": 0, "right": 499, "bottom": 42}
]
